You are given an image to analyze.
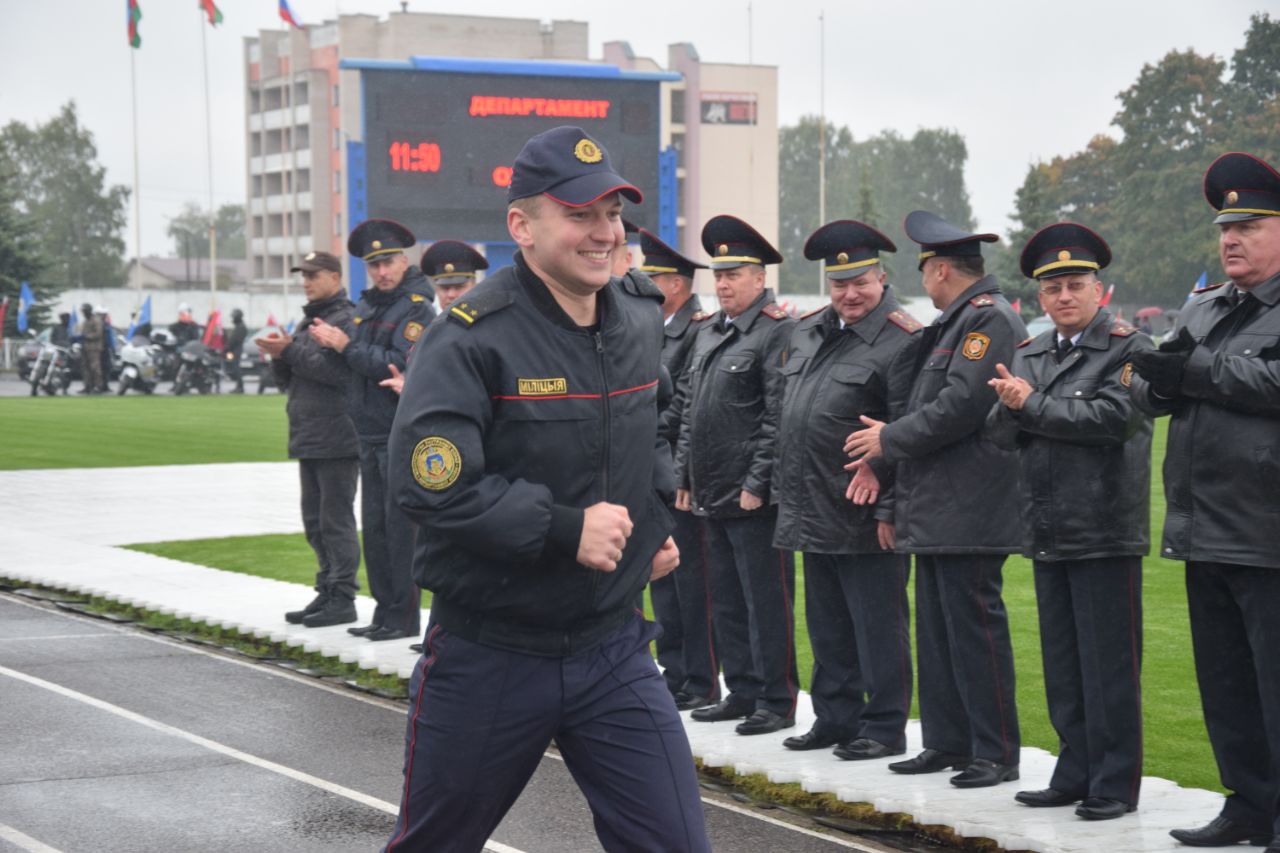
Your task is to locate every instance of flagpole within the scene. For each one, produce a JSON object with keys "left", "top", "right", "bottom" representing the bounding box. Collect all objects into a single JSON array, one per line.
[
  {"left": 817, "top": 9, "right": 826, "bottom": 295},
  {"left": 287, "top": 18, "right": 298, "bottom": 322},
  {"left": 130, "top": 46, "right": 143, "bottom": 301},
  {"left": 200, "top": 5, "right": 217, "bottom": 311}
]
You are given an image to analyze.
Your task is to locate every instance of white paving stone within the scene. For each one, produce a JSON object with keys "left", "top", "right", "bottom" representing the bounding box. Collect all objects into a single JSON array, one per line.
[{"left": 0, "top": 463, "right": 1227, "bottom": 852}]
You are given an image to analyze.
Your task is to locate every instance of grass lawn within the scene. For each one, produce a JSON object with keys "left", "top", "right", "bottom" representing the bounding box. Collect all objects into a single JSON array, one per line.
[
  {"left": 3, "top": 396, "right": 1215, "bottom": 791},
  {"left": 0, "top": 395, "right": 288, "bottom": 470}
]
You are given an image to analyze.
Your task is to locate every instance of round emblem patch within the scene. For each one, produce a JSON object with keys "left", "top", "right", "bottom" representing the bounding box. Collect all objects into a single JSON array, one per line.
[
  {"left": 1058, "top": 250, "right": 1072, "bottom": 262},
  {"left": 1226, "top": 190, "right": 1239, "bottom": 206},
  {"left": 412, "top": 437, "right": 462, "bottom": 491},
  {"left": 961, "top": 331, "right": 991, "bottom": 361},
  {"left": 403, "top": 321, "right": 424, "bottom": 342},
  {"left": 836, "top": 251, "right": 849, "bottom": 264},
  {"left": 574, "top": 138, "right": 603, "bottom": 164}
]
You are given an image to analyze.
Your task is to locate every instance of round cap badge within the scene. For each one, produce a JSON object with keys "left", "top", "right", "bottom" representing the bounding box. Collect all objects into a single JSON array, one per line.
[
  {"left": 574, "top": 138, "right": 603, "bottom": 164},
  {"left": 1058, "top": 250, "right": 1072, "bottom": 261},
  {"left": 1226, "top": 191, "right": 1239, "bottom": 205},
  {"left": 836, "top": 252, "right": 849, "bottom": 264},
  {"left": 443, "top": 263, "right": 455, "bottom": 273},
  {"left": 411, "top": 437, "right": 462, "bottom": 491},
  {"left": 372, "top": 240, "right": 382, "bottom": 250},
  {"left": 717, "top": 244, "right": 729, "bottom": 256}
]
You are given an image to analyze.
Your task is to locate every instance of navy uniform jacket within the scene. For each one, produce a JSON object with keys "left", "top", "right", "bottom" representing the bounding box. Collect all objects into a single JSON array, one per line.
[
  {"left": 1132, "top": 271, "right": 1280, "bottom": 568},
  {"left": 344, "top": 271, "right": 436, "bottom": 443},
  {"left": 388, "top": 253, "right": 673, "bottom": 655},
  {"left": 674, "top": 289, "right": 794, "bottom": 517},
  {"left": 774, "top": 295, "right": 922, "bottom": 554},
  {"left": 986, "top": 309, "right": 1153, "bottom": 561},
  {"left": 879, "top": 276, "right": 1027, "bottom": 554}
]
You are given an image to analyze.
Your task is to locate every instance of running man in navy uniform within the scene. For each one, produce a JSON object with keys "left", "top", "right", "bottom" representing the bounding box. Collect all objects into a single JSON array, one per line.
[{"left": 385, "top": 126, "right": 709, "bottom": 853}]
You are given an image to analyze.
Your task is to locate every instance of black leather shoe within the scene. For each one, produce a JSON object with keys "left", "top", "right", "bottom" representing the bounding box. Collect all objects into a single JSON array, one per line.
[
  {"left": 1169, "top": 816, "right": 1272, "bottom": 847},
  {"left": 1076, "top": 797, "right": 1136, "bottom": 820},
  {"left": 735, "top": 709, "right": 795, "bottom": 736},
  {"left": 833, "top": 738, "right": 905, "bottom": 761},
  {"left": 347, "top": 623, "right": 381, "bottom": 637},
  {"left": 783, "top": 727, "right": 848, "bottom": 751},
  {"left": 690, "top": 696, "right": 754, "bottom": 723},
  {"left": 1015, "top": 788, "right": 1082, "bottom": 808},
  {"left": 285, "top": 592, "right": 328, "bottom": 624},
  {"left": 300, "top": 598, "right": 357, "bottom": 627},
  {"left": 366, "top": 626, "right": 415, "bottom": 642},
  {"left": 888, "top": 749, "right": 972, "bottom": 774},
  {"left": 674, "top": 693, "right": 718, "bottom": 712},
  {"left": 950, "top": 758, "right": 1019, "bottom": 788}
]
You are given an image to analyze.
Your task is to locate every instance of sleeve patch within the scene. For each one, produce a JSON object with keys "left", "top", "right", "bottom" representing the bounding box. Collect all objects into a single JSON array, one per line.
[
  {"left": 412, "top": 437, "right": 462, "bottom": 491},
  {"left": 403, "top": 321, "right": 424, "bottom": 342},
  {"left": 1121, "top": 362, "right": 1134, "bottom": 387},
  {"left": 962, "top": 331, "right": 991, "bottom": 361}
]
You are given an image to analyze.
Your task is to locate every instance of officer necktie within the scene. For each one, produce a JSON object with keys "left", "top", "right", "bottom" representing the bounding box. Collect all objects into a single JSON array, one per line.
[{"left": 1056, "top": 337, "right": 1074, "bottom": 363}]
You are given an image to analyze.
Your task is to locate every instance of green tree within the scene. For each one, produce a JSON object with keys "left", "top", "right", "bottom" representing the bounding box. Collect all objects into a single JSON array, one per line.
[
  {"left": 0, "top": 164, "right": 49, "bottom": 337},
  {"left": 167, "top": 202, "right": 247, "bottom": 264},
  {"left": 0, "top": 102, "right": 128, "bottom": 290}
]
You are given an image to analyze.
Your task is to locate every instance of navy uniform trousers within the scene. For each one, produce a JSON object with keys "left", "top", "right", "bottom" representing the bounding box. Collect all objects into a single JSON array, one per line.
[
  {"left": 1187, "top": 561, "right": 1280, "bottom": 836},
  {"left": 804, "top": 552, "right": 912, "bottom": 748},
  {"left": 915, "top": 554, "right": 1021, "bottom": 765},
  {"left": 650, "top": 508, "right": 720, "bottom": 701},
  {"left": 298, "top": 457, "right": 360, "bottom": 599},
  {"left": 382, "top": 615, "right": 710, "bottom": 853},
  {"left": 359, "top": 441, "right": 421, "bottom": 635},
  {"left": 705, "top": 507, "right": 798, "bottom": 717},
  {"left": 1034, "top": 557, "right": 1143, "bottom": 804}
]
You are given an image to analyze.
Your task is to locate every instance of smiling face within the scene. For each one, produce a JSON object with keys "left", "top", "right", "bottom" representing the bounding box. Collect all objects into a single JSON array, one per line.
[
  {"left": 508, "top": 192, "right": 624, "bottom": 297},
  {"left": 830, "top": 266, "right": 886, "bottom": 325},
  {"left": 714, "top": 265, "right": 766, "bottom": 318},
  {"left": 1038, "top": 272, "right": 1103, "bottom": 337},
  {"left": 1219, "top": 217, "right": 1280, "bottom": 289}
]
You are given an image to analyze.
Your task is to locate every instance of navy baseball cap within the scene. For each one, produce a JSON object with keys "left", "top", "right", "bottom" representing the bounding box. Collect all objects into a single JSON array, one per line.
[{"left": 507, "top": 126, "right": 642, "bottom": 207}]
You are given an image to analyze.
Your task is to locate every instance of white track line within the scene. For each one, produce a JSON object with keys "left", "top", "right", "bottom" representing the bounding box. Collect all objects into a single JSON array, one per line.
[
  {"left": 0, "top": 823, "right": 63, "bottom": 853},
  {"left": 0, "top": 664, "right": 525, "bottom": 853}
]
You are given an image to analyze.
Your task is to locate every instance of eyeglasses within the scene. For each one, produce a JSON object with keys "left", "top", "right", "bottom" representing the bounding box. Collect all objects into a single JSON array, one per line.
[{"left": 1039, "top": 280, "right": 1094, "bottom": 296}]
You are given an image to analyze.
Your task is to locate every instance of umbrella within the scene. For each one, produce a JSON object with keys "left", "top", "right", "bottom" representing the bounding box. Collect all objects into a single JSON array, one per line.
[{"left": 1135, "top": 306, "right": 1164, "bottom": 319}]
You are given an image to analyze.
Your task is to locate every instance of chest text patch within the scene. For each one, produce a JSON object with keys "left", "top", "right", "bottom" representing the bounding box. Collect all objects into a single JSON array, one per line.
[{"left": 517, "top": 377, "right": 568, "bottom": 396}]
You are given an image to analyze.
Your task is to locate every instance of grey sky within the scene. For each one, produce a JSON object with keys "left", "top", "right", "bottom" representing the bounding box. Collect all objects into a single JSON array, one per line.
[{"left": 0, "top": 0, "right": 1266, "bottom": 262}]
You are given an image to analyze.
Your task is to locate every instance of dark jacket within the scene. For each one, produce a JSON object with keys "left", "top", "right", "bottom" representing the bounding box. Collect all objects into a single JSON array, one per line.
[
  {"left": 224, "top": 320, "right": 247, "bottom": 357},
  {"left": 879, "top": 276, "right": 1026, "bottom": 554},
  {"left": 1132, "top": 272, "right": 1280, "bottom": 568},
  {"left": 388, "top": 254, "right": 673, "bottom": 655},
  {"left": 675, "top": 288, "right": 794, "bottom": 517},
  {"left": 987, "top": 309, "right": 1153, "bottom": 561},
  {"left": 774, "top": 295, "right": 922, "bottom": 554},
  {"left": 343, "top": 275, "right": 436, "bottom": 443},
  {"left": 272, "top": 293, "right": 360, "bottom": 460},
  {"left": 658, "top": 293, "right": 706, "bottom": 449}
]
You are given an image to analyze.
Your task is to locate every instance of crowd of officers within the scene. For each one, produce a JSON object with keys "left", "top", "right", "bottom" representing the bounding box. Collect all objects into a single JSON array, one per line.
[{"left": 268, "top": 133, "right": 1280, "bottom": 851}]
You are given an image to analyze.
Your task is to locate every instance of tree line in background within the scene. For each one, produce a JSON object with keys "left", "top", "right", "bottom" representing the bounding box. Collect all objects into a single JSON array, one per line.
[{"left": 782, "top": 12, "right": 1279, "bottom": 308}]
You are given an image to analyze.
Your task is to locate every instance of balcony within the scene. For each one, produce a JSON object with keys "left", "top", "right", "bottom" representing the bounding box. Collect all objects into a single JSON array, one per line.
[
  {"left": 248, "top": 104, "right": 311, "bottom": 132},
  {"left": 249, "top": 149, "right": 311, "bottom": 175},
  {"left": 249, "top": 192, "right": 313, "bottom": 216}
]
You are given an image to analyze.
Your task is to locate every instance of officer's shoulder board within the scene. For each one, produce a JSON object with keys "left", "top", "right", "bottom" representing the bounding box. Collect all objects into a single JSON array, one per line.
[
  {"left": 798, "top": 305, "right": 826, "bottom": 320},
  {"left": 1110, "top": 319, "right": 1137, "bottom": 337},
  {"left": 691, "top": 310, "right": 714, "bottom": 322},
  {"left": 886, "top": 309, "right": 924, "bottom": 334},
  {"left": 619, "top": 270, "right": 664, "bottom": 302},
  {"left": 761, "top": 303, "right": 789, "bottom": 321},
  {"left": 968, "top": 294, "right": 996, "bottom": 309},
  {"left": 409, "top": 293, "right": 428, "bottom": 303},
  {"left": 447, "top": 290, "right": 515, "bottom": 328},
  {"left": 1193, "top": 281, "right": 1229, "bottom": 294},
  {"left": 1016, "top": 336, "right": 1035, "bottom": 348}
]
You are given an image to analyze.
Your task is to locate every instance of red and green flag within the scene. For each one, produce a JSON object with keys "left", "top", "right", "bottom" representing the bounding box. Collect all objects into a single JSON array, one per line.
[
  {"left": 199, "top": 0, "right": 223, "bottom": 26},
  {"left": 127, "top": 0, "right": 142, "bottom": 48}
]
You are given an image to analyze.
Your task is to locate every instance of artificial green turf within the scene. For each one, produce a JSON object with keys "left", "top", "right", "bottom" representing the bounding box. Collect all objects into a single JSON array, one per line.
[{"left": 0, "top": 395, "right": 289, "bottom": 470}]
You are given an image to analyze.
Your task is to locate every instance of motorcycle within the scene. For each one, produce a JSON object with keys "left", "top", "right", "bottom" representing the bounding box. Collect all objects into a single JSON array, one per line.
[
  {"left": 27, "top": 341, "right": 79, "bottom": 396},
  {"left": 171, "top": 340, "right": 221, "bottom": 395},
  {"left": 116, "top": 335, "right": 159, "bottom": 395},
  {"left": 149, "top": 329, "right": 181, "bottom": 383}
]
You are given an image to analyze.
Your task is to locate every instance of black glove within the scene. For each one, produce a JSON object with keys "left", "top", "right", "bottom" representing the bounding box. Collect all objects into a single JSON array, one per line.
[{"left": 1132, "top": 328, "right": 1196, "bottom": 397}]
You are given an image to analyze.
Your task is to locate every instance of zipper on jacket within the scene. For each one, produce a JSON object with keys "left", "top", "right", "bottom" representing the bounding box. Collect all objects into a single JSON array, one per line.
[{"left": 592, "top": 328, "right": 610, "bottom": 603}]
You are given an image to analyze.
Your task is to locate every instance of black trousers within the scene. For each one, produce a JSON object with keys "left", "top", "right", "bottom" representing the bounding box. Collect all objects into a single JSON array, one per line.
[
  {"left": 298, "top": 457, "right": 360, "bottom": 599},
  {"left": 1034, "top": 557, "right": 1143, "bottom": 804},
  {"left": 359, "top": 441, "right": 421, "bottom": 634},
  {"left": 804, "top": 551, "right": 912, "bottom": 748},
  {"left": 650, "top": 508, "right": 720, "bottom": 700},
  {"left": 1187, "top": 561, "right": 1280, "bottom": 835},
  {"left": 704, "top": 510, "right": 798, "bottom": 717},
  {"left": 915, "top": 554, "right": 1021, "bottom": 764}
]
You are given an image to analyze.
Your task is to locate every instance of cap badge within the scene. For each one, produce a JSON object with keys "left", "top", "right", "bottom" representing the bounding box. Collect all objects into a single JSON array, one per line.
[
  {"left": 717, "top": 244, "right": 729, "bottom": 256},
  {"left": 443, "top": 263, "right": 455, "bottom": 273},
  {"left": 1058, "top": 250, "right": 1072, "bottom": 262},
  {"left": 305, "top": 252, "right": 316, "bottom": 261},
  {"left": 574, "top": 138, "right": 603, "bottom": 164},
  {"left": 372, "top": 240, "right": 382, "bottom": 250},
  {"left": 1226, "top": 190, "right": 1239, "bottom": 206},
  {"left": 836, "top": 252, "right": 849, "bottom": 264}
]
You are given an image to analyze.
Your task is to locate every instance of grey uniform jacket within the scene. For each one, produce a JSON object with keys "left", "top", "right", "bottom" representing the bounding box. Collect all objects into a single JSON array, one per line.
[
  {"left": 675, "top": 288, "right": 794, "bottom": 518},
  {"left": 1132, "top": 272, "right": 1280, "bottom": 568},
  {"left": 879, "top": 276, "right": 1027, "bottom": 554},
  {"left": 987, "top": 309, "right": 1153, "bottom": 562},
  {"left": 773, "top": 296, "right": 922, "bottom": 554}
]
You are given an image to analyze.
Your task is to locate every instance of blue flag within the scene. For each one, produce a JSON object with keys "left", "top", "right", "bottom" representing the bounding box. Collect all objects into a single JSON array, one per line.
[
  {"left": 126, "top": 295, "right": 152, "bottom": 339},
  {"left": 17, "top": 282, "right": 34, "bottom": 332},
  {"left": 285, "top": 318, "right": 296, "bottom": 334},
  {"left": 1187, "top": 270, "right": 1208, "bottom": 300},
  {"left": 67, "top": 307, "right": 77, "bottom": 336}
]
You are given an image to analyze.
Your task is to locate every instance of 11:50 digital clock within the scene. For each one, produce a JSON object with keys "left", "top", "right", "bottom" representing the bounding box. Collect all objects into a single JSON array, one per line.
[{"left": 389, "top": 140, "right": 442, "bottom": 173}]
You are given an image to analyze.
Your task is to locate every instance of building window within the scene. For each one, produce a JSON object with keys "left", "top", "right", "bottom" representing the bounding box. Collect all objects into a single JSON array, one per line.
[
  {"left": 332, "top": 84, "right": 340, "bottom": 107},
  {"left": 333, "top": 169, "right": 342, "bottom": 194},
  {"left": 670, "top": 89, "right": 686, "bottom": 121},
  {"left": 297, "top": 169, "right": 310, "bottom": 192},
  {"left": 334, "top": 128, "right": 341, "bottom": 150},
  {"left": 334, "top": 212, "right": 342, "bottom": 235}
]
